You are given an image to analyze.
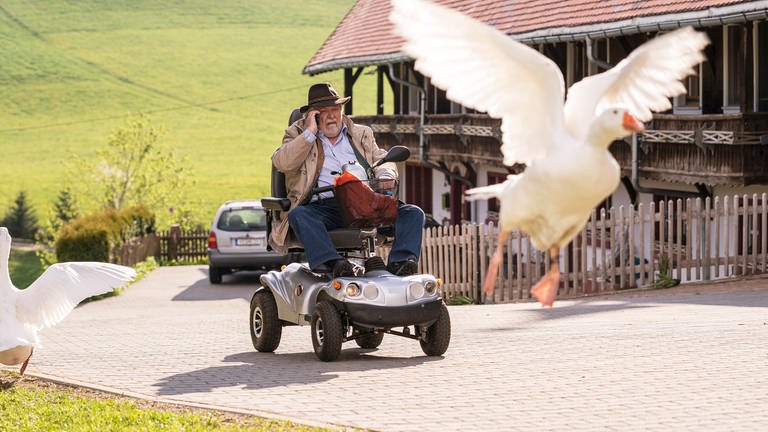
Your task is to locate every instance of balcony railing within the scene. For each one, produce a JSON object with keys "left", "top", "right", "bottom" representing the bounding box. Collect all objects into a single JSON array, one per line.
[{"left": 352, "top": 112, "right": 768, "bottom": 186}]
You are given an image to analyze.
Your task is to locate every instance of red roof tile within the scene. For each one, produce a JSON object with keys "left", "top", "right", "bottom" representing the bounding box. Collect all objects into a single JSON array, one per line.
[{"left": 305, "top": 0, "right": 764, "bottom": 74}]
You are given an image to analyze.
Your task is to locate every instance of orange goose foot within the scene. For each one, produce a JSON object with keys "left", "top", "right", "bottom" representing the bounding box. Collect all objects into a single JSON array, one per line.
[
  {"left": 530, "top": 247, "right": 560, "bottom": 307},
  {"left": 483, "top": 230, "right": 509, "bottom": 296}
]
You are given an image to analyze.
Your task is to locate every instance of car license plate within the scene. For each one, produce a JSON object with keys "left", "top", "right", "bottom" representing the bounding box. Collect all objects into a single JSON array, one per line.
[{"left": 235, "top": 238, "right": 261, "bottom": 246}]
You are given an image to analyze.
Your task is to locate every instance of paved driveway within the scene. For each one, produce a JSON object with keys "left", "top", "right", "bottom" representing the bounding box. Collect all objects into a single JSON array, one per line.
[{"left": 6, "top": 265, "right": 768, "bottom": 431}]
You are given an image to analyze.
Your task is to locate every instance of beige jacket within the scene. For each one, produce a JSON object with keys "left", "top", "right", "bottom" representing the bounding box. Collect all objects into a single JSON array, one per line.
[{"left": 269, "top": 115, "right": 398, "bottom": 253}]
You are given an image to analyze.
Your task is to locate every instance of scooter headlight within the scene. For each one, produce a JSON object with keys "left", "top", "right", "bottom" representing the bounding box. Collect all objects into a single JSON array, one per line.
[
  {"left": 363, "top": 283, "right": 379, "bottom": 300},
  {"left": 345, "top": 282, "right": 361, "bottom": 297},
  {"left": 408, "top": 281, "right": 425, "bottom": 299},
  {"left": 425, "top": 280, "right": 437, "bottom": 295}
]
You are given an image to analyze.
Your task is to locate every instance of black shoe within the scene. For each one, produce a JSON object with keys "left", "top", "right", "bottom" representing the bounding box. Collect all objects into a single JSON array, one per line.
[
  {"left": 387, "top": 259, "right": 418, "bottom": 276},
  {"left": 331, "top": 259, "right": 355, "bottom": 278}
]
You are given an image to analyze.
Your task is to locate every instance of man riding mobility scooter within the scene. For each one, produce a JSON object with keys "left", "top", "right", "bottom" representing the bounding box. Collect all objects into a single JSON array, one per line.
[{"left": 250, "top": 143, "right": 451, "bottom": 362}]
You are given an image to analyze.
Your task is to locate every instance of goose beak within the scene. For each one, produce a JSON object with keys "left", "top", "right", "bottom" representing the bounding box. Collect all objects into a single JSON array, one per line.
[{"left": 622, "top": 112, "right": 645, "bottom": 133}]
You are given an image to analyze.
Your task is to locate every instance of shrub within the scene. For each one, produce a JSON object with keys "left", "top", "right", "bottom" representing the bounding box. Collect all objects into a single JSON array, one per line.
[
  {"left": 56, "top": 228, "right": 110, "bottom": 262},
  {"left": 55, "top": 205, "right": 156, "bottom": 263}
]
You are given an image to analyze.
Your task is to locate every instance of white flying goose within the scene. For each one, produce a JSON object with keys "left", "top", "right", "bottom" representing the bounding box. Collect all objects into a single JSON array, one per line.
[{"left": 390, "top": 0, "right": 709, "bottom": 306}]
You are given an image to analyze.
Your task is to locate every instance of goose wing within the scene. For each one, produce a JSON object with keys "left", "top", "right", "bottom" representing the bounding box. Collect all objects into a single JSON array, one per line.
[
  {"left": 564, "top": 26, "right": 709, "bottom": 140},
  {"left": 16, "top": 262, "right": 136, "bottom": 329},
  {"left": 390, "top": 0, "right": 566, "bottom": 165}
]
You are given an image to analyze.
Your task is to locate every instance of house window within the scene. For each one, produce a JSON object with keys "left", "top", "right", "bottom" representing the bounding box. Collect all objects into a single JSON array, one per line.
[
  {"left": 449, "top": 170, "right": 472, "bottom": 225},
  {"left": 756, "top": 21, "right": 768, "bottom": 112},
  {"left": 432, "top": 84, "right": 452, "bottom": 114},
  {"left": 407, "top": 68, "right": 421, "bottom": 115},
  {"left": 486, "top": 172, "right": 507, "bottom": 223},
  {"left": 566, "top": 41, "right": 586, "bottom": 88},
  {"left": 723, "top": 25, "right": 744, "bottom": 113},
  {"left": 405, "top": 163, "right": 432, "bottom": 215},
  {"left": 394, "top": 63, "right": 422, "bottom": 115},
  {"left": 545, "top": 42, "right": 568, "bottom": 80},
  {"left": 674, "top": 64, "right": 703, "bottom": 114}
]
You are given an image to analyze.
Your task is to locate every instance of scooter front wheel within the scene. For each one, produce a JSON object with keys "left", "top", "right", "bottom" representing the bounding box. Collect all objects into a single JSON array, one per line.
[
  {"left": 419, "top": 302, "right": 451, "bottom": 356},
  {"left": 250, "top": 290, "right": 282, "bottom": 352},
  {"left": 311, "top": 301, "right": 343, "bottom": 361}
]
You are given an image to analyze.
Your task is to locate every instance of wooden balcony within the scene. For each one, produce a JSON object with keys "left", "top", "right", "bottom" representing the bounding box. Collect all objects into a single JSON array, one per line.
[
  {"left": 352, "top": 113, "right": 768, "bottom": 186},
  {"left": 615, "top": 113, "right": 768, "bottom": 186},
  {"left": 352, "top": 114, "right": 503, "bottom": 167}
]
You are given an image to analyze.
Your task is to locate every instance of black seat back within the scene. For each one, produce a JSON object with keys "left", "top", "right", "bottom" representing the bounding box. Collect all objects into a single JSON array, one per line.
[
  {"left": 271, "top": 165, "right": 287, "bottom": 199},
  {"left": 288, "top": 108, "right": 302, "bottom": 126},
  {"left": 271, "top": 108, "right": 301, "bottom": 199}
]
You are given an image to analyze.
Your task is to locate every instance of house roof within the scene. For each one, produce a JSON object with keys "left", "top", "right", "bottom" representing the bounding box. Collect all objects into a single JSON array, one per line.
[{"left": 304, "top": 0, "right": 768, "bottom": 75}]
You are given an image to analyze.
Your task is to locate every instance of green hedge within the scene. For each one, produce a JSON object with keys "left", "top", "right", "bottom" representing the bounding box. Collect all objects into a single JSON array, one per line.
[{"left": 55, "top": 206, "right": 155, "bottom": 263}]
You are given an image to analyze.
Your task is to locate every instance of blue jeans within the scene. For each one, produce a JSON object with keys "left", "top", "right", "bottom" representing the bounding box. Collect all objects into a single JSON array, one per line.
[{"left": 287, "top": 198, "right": 425, "bottom": 271}]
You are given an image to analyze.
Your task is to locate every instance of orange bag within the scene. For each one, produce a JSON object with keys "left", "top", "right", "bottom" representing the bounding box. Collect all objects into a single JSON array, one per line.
[{"left": 334, "top": 171, "right": 398, "bottom": 227}]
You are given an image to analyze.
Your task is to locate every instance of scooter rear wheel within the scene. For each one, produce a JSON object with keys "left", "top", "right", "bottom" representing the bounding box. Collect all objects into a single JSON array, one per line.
[{"left": 355, "top": 331, "right": 384, "bottom": 349}]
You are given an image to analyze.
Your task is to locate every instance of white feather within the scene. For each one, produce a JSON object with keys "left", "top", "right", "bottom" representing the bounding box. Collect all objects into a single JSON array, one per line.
[
  {"left": 0, "top": 227, "right": 136, "bottom": 365},
  {"left": 391, "top": 0, "right": 565, "bottom": 166},
  {"left": 465, "top": 175, "right": 518, "bottom": 201}
]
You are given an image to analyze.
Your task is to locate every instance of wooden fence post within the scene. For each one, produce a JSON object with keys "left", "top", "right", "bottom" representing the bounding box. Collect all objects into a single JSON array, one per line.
[{"left": 169, "top": 224, "right": 181, "bottom": 262}]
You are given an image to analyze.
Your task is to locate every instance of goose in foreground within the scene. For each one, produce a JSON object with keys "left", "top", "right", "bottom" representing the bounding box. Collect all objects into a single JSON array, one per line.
[
  {"left": 390, "top": 0, "right": 709, "bottom": 307},
  {"left": 0, "top": 227, "right": 136, "bottom": 374}
]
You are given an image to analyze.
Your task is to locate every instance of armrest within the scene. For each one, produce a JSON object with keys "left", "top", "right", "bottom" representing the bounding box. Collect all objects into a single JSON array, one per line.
[{"left": 261, "top": 197, "right": 291, "bottom": 212}]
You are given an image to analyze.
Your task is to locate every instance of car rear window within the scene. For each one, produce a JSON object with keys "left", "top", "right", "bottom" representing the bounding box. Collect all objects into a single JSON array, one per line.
[{"left": 217, "top": 208, "right": 267, "bottom": 232}]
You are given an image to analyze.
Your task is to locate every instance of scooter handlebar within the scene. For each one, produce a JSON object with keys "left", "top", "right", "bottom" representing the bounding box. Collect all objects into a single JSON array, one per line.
[{"left": 310, "top": 185, "right": 334, "bottom": 196}]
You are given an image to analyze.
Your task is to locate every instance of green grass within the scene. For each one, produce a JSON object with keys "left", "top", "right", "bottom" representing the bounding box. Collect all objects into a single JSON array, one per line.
[
  {"left": 0, "top": 0, "right": 386, "bottom": 228},
  {"left": 8, "top": 248, "right": 44, "bottom": 289},
  {"left": 0, "top": 372, "right": 330, "bottom": 432}
]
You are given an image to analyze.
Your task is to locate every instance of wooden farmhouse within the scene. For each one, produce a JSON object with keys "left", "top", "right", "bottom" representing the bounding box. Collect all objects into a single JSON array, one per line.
[{"left": 304, "top": 0, "right": 768, "bottom": 229}]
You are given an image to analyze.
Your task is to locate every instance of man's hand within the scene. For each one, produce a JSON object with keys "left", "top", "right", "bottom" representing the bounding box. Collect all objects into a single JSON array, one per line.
[{"left": 306, "top": 109, "right": 320, "bottom": 135}]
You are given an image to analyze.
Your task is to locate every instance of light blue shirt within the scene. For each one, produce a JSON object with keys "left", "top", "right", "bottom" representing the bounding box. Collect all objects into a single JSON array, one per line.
[{"left": 303, "top": 124, "right": 368, "bottom": 200}]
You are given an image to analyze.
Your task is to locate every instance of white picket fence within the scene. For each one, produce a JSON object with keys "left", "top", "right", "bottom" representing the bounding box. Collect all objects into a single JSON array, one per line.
[{"left": 401, "top": 193, "right": 768, "bottom": 303}]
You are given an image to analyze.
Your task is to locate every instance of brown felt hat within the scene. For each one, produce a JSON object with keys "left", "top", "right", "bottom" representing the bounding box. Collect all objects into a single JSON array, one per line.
[{"left": 299, "top": 83, "right": 351, "bottom": 113}]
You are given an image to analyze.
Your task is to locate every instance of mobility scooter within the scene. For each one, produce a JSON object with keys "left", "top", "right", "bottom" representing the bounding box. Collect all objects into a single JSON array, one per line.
[{"left": 250, "top": 137, "right": 450, "bottom": 362}]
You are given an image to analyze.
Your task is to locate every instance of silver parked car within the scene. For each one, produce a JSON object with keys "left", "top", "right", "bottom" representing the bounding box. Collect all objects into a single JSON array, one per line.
[{"left": 207, "top": 200, "right": 292, "bottom": 284}]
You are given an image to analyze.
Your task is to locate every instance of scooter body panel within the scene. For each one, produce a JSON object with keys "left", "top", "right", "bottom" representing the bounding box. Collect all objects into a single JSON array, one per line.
[{"left": 259, "top": 263, "right": 443, "bottom": 328}]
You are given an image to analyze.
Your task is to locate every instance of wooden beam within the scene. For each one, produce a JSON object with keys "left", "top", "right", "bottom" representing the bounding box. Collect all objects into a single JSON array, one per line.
[
  {"left": 344, "top": 67, "right": 364, "bottom": 115},
  {"left": 377, "top": 66, "right": 384, "bottom": 115}
]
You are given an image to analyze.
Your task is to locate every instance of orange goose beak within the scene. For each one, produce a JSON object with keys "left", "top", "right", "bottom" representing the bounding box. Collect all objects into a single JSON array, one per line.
[{"left": 622, "top": 112, "right": 645, "bottom": 133}]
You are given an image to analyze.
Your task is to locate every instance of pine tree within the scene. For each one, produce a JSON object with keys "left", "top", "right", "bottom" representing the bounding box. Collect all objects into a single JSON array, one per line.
[
  {"left": 53, "top": 188, "right": 78, "bottom": 227},
  {"left": 35, "top": 188, "right": 81, "bottom": 267},
  {"left": 1, "top": 191, "right": 38, "bottom": 239}
]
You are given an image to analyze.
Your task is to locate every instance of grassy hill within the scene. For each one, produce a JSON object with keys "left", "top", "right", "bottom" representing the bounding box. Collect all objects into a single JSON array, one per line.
[{"left": 0, "top": 0, "right": 385, "bottom": 228}]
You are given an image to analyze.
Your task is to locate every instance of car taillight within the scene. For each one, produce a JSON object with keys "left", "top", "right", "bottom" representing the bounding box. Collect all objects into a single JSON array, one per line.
[{"left": 208, "top": 231, "right": 217, "bottom": 249}]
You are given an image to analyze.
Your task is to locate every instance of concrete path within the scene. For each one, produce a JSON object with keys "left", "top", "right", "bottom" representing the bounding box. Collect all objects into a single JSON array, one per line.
[{"left": 5, "top": 266, "right": 768, "bottom": 431}]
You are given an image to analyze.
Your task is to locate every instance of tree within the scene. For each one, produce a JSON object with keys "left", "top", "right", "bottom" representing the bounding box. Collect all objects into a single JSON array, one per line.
[
  {"left": 76, "top": 114, "right": 193, "bottom": 228},
  {"left": 2, "top": 191, "right": 39, "bottom": 239},
  {"left": 53, "top": 187, "right": 78, "bottom": 225},
  {"left": 35, "top": 188, "right": 80, "bottom": 267}
]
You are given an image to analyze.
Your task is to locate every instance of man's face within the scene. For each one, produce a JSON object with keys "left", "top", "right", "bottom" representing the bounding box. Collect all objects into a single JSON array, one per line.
[{"left": 317, "top": 105, "right": 343, "bottom": 139}]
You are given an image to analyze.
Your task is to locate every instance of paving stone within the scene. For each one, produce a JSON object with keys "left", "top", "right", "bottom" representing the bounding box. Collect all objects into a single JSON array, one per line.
[{"left": 3, "top": 265, "right": 768, "bottom": 431}]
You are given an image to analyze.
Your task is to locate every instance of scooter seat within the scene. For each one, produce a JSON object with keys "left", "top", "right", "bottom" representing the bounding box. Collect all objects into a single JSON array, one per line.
[{"left": 283, "top": 226, "right": 385, "bottom": 251}]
